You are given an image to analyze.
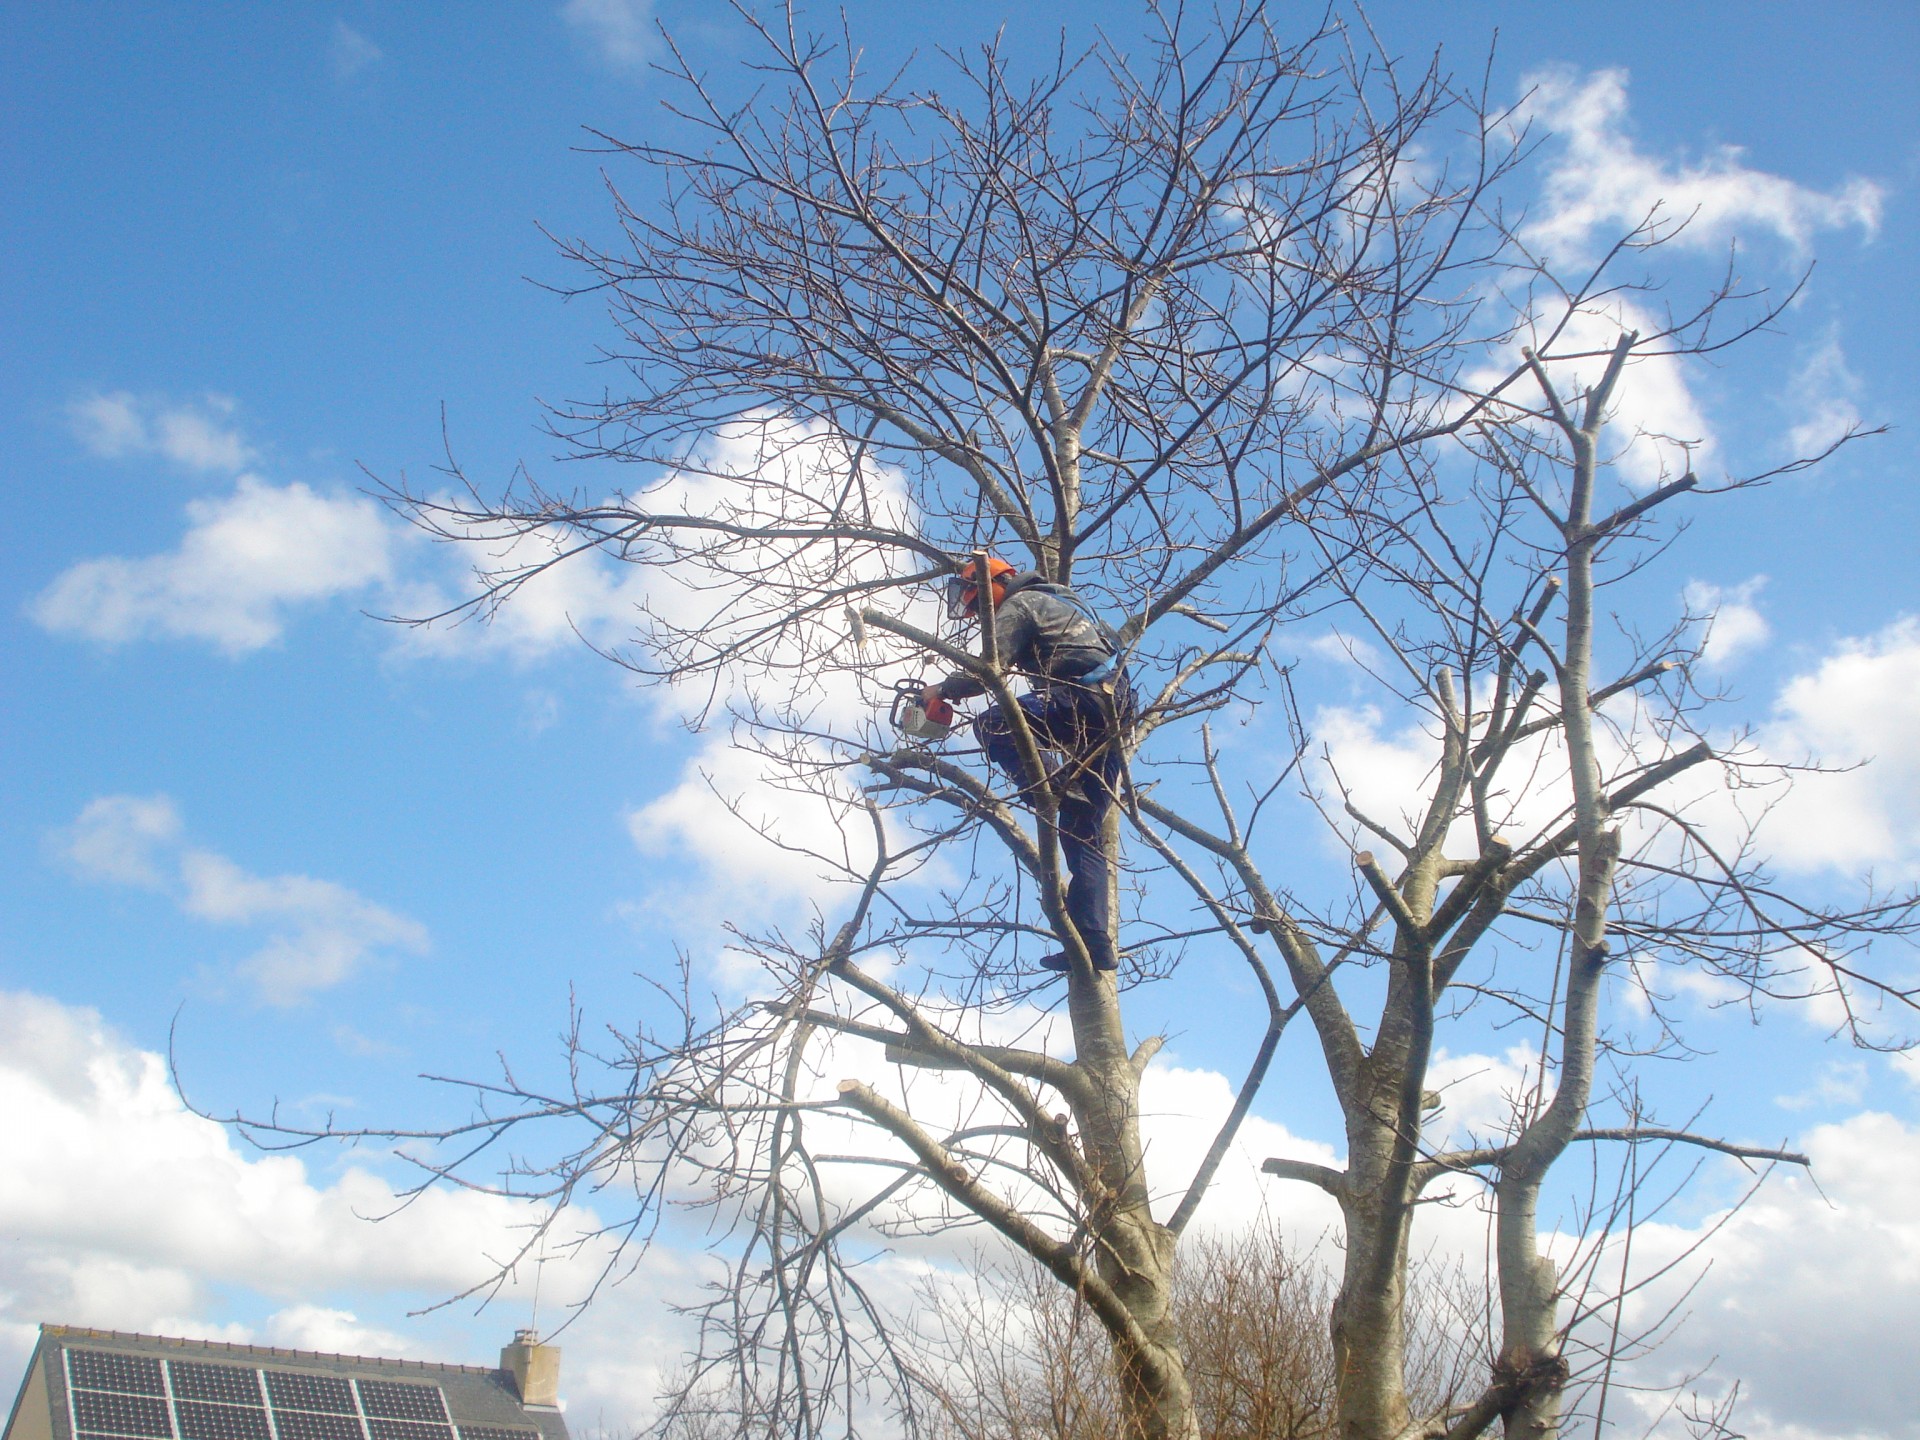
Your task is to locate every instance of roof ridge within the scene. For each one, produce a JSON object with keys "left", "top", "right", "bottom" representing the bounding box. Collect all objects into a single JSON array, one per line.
[{"left": 39, "top": 1325, "right": 496, "bottom": 1375}]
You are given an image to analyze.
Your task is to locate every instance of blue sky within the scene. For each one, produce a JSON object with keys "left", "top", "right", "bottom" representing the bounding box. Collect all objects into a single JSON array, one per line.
[{"left": 5, "top": 4, "right": 1919, "bottom": 1436}]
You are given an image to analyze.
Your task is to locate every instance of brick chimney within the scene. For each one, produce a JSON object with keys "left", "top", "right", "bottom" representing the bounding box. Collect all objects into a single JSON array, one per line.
[{"left": 500, "top": 1329, "right": 560, "bottom": 1409}]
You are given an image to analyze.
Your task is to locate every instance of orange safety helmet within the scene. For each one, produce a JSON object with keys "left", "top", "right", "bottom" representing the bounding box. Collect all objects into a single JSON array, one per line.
[{"left": 945, "top": 555, "right": 1017, "bottom": 619}]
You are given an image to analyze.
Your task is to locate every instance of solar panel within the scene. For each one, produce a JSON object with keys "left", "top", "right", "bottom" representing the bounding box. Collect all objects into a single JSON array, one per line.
[
  {"left": 267, "top": 1412, "right": 362, "bottom": 1440},
  {"left": 68, "top": 1353, "right": 165, "bottom": 1397},
  {"left": 61, "top": 1348, "right": 470, "bottom": 1440},
  {"left": 262, "top": 1375, "right": 356, "bottom": 1416},
  {"left": 172, "top": 1402, "right": 272, "bottom": 1440},
  {"left": 363, "top": 1420, "right": 450, "bottom": 1440},
  {"left": 354, "top": 1384, "right": 446, "bottom": 1424},
  {"left": 71, "top": 1392, "right": 172, "bottom": 1438},
  {"left": 167, "top": 1363, "right": 263, "bottom": 1407}
]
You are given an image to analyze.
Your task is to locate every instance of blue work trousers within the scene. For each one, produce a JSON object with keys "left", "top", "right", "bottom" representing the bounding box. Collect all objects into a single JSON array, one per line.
[{"left": 974, "top": 679, "right": 1128, "bottom": 961}]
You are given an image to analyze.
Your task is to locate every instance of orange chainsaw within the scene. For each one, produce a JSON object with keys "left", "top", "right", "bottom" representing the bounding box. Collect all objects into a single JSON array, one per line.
[{"left": 890, "top": 678, "right": 956, "bottom": 741}]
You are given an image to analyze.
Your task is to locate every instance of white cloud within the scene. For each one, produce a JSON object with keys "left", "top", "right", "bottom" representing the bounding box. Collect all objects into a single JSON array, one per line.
[
  {"left": 1229, "top": 1043, "right": 1920, "bottom": 1440},
  {"left": 1684, "top": 576, "right": 1771, "bottom": 667},
  {"left": 10, "top": 985, "right": 1906, "bottom": 1437},
  {"left": 1311, "top": 704, "right": 1477, "bottom": 854},
  {"left": 1773, "top": 1058, "right": 1868, "bottom": 1112},
  {"left": 1422, "top": 1046, "right": 1539, "bottom": 1146},
  {"left": 1301, "top": 630, "right": 1384, "bottom": 671},
  {"left": 180, "top": 850, "right": 429, "bottom": 1006},
  {"left": 328, "top": 22, "right": 383, "bottom": 81},
  {"left": 1756, "top": 616, "right": 1920, "bottom": 878},
  {"left": 476, "top": 419, "right": 930, "bottom": 919},
  {"left": 0, "top": 990, "right": 704, "bottom": 1429},
  {"left": 625, "top": 734, "right": 879, "bottom": 912},
  {"left": 561, "top": 0, "right": 656, "bottom": 73},
  {"left": 1136, "top": 1062, "right": 1342, "bottom": 1240},
  {"left": 264, "top": 1305, "right": 409, "bottom": 1356},
  {"left": 1494, "top": 293, "right": 1717, "bottom": 491},
  {"left": 1785, "top": 333, "right": 1867, "bottom": 459},
  {"left": 57, "top": 795, "right": 427, "bottom": 1005},
  {"left": 68, "top": 391, "right": 255, "bottom": 474},
  {"left": 31, "top": 475, "right": 398, "bottom": 654},
  {"left": 1519, "top": 67, "right": 1883, "bottom": 262},
  {"left": 1314, "top": 614, "right": 1920, "bottom": 885},
  {"left": 386, "top": 524, "right": 651, "bottom": 663},
  {"left": 1471, "top": 69, "right": 1884, "bottom": 497},
  {"left": 61, "top": 794, "right": 183, "bottom": 888},
  {"left": 0, "top": 991, "right": 535, "bottom": 1302},
  {"left": 1609, "top": 1112, "right": 1920, "bottom": 1439},
  {"left": 42, "top": 404, "right": 930, "bottom": 952},
  {"left": 1139, "top": 1049, "right": 1914, "bottom": 1440}
]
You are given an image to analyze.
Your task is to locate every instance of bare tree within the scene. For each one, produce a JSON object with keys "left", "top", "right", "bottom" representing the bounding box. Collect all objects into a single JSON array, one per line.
[{"left": 257, "top": 5, "right": 1916, "bottom": 1438}]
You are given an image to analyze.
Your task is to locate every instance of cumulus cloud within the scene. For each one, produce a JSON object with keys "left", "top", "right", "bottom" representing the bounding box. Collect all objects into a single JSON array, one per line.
[
  {"left": 1756, "top": 616, "right": 1920, "bottom": 879},
  {"left": 57, "top": 795, "right": 427, "bottom": 1005},
  {"left": 1143, "top": 1049, "right": 1920, "bottom": 1440},
  {"left": 31, "top": 476, "right": 398, "bottom": 654},
  {"left": 68, "top": 391, "right": 255, "bottom": 474},
  {"left": 179, "top": 851, "right": 429, "bottom": 1005},
  {"left": 1314, "top": 614, "right": 1920, "bottom": 884},
  {"left": 38, "top": 401, "right": 927, "bottom": 940},
  {"left": 506, "top": 421, "right": 932, "bottom": 916},
  {"left": 1135, "top": 1062, "right": 1342, "bottom": 1239},
  {"left": 44, "top": 388, "right": 418, "bottom": 657},
  {"left": 61, "top": 794, "right": 184, "bottom": 888},
  {"left": 7, "top": 986, "right": 1906, "bottom": 1437},
  {"left": 386, "top": 525, "right": 651, "bottom": 663},
  {"left": 1519, "top": 67, "right": 1883, "bottom": 262},
  {"left": 1469, "top": 69, "right": 1884, "bottom": 494},
  {"left": 1223, "top": 1041, "right": 1920, "bottom": 1439},
  {"left": 1684, "top": 576, "right": 1771, "bottom": 668},
  {"left": 1606, "top": 1112, "right": 1920, "bottom": 1439},
  {"left": 0, "top": 990, "right": 529, "bottom": 1303},
  {"left": 561, "top": 0, "right": 656, "bottom": 73},
  {"left": 624, "top": 731, "right": 897, "bottom": 922},
  {"left": 0, "top": 990, "right": 701, "bottom": 1427},
  {"left": 1313, "top": 702, "right": 1460, "bottom": 848},
  {"left": 1472, "top": 291, "right": 1717, "bottom": 491}
]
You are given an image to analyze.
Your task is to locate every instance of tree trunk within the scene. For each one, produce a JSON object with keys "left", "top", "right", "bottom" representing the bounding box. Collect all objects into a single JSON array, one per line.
[
  {"left": 1493, "top": 1179, "right": 1572, "bottom": 1439},
  {"left": 1325, "top": 1075, "right": 1418, "bottom": 1440},
  {"left": 1069, "top": 1029, "right": 1200, "bottom": 1439},
  {"left": 1330, "top": 1201, "right": 1412, "bottom": 1439},
  {"left": 1065, "top": 810, "right": 1200, "bottom": 1440},
  {"left": 1486, "top": 351, "right": 1628, "bottom": 1438}
]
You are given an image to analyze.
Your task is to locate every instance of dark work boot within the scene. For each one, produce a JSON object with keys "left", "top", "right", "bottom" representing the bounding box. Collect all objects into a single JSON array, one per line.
[{"left": 1036, "top": 936, "right": 1119, "bottom": 974}]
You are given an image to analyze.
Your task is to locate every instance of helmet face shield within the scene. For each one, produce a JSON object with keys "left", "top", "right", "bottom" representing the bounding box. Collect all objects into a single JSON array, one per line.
[
  {"left": 944, "top": 575, "right": 975, "bottom": 619},
  {"left": 944, "top": 556, "right": 1012, "bottom": 618}
]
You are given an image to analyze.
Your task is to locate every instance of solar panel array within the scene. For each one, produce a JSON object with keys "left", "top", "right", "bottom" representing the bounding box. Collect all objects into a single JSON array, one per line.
[{"left": 61, "top": 1350, "right": 539, "bottom": 1440}]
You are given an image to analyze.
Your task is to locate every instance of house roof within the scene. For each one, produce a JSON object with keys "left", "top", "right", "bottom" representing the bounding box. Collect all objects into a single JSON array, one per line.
[{"left": 4, "top": 1327, "right": 568, "bottom": 1440}]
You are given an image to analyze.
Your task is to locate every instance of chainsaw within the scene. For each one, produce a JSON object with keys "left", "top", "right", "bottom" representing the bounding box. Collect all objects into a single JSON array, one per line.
[{"left": 890, "top": 677, "right": 956, "bottom": 741}]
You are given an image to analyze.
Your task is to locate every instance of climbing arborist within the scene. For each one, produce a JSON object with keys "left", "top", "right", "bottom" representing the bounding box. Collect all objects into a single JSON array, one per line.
[{"left": 923, "top": 555, "right": 1131, "bottom": 973}]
